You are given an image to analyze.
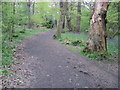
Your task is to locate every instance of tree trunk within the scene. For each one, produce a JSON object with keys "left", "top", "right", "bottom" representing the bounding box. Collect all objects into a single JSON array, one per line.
[
  {"left": 83, "top": 0, "right": 109, "bottom": 53},
  {"left": 28, "top": 0, "right": 31, "bottom": 29},
  {"left": 12, "top": 2, "right": 15, "bottom": 34},
  {"left": 32, "top": 1, "right": 35, "bottom": 15},
  {"left": 61, "top": 2, "right": 66, "bottom": 31},
  {"left": 62, "top": 16, "right": 65, "bottom": 29},
  {"left": 65, "top": 2, "right": 73, "bottom": 32},
  {"left": 75, "top": 2, "right": 81, "bottom": 33},
  {"left": 55, "top": 0, "right": 65, "bottom": 38}
]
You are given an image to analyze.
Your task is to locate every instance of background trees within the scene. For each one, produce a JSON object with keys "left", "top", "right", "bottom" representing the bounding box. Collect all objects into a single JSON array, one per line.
[
  {"left": 75, "top": 2, "right": 81, "bottom": 33},
  {"left": 1, "top": 1, "right": 119, "bottom": 68},
  {"left": 31, "top": 2, "right": 59, "bottom": 28},
  {"left": 2, "top": 1, "right": 119, "bottom": 44},
  {"left": 2, "top": 2, "right": 29, "bottom": 67},
  {"left": 55, "top": 1, "right": 91, "bottom": 37},
  {"left": 106, "top": 2, "right": 119, "bottom": 38}
]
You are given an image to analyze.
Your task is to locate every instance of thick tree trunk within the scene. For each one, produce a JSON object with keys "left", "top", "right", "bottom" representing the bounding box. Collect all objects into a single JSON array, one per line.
[
  {"left": 83, "top": 0, "right": 109, "bottom": 53},
  {"left": 55, "top": 0, "right": 65, "bottom": 38},
  {"left": 75, "top": 2, "right": 81, "bottom": 33}
]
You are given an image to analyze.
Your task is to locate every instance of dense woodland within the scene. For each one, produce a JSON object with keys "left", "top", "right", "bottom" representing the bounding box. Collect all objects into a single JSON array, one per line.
[{"left": 0, "top": 1, "right": 119, "bottom": 74}]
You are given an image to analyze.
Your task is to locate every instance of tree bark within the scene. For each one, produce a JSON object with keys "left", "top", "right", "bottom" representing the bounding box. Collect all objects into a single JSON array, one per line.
[
  {"left": 75, "top": 2, "right": 81, "bottom": 33},
  {"left": 65, "top": 2, "right": 73, "bottom": 32},
  {"left": 83, "top": 0, "right": 109, "bottom": 53},
  {"left": 62, "top": 16, "right": 65, "bottom": 29},
  {"left": 12, "top": 2, "right": 15, "bottom": 34},
  {"left": 27, "top": 0, "right": 31, "bottom": 29},
  {"left": 32, "top": 1, "right": 35, "bottom": 15},
  {"left": 55, "top": 0, "right": 65, "bottom": 38}
]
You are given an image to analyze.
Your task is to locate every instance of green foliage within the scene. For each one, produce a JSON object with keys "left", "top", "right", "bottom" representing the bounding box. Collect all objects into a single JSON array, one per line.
[
  {"left": 71, "top": 40, "right": 82, "bottom": 46},
  {"left": 1, "top": 1, "right": 119, "bottom": 75},
  {"left": 60, "top": 32, "right": 118, "bottom": 61},
  {"left": 2, "top": 70, "right": 10, "bottom": 75},
  {"left": 19, "top": 30, "right": 25, "bottom": 33},
  {"left": 68, "top": 3, "right": 90, "bottom": 32},
  {"left": 16, "top": 81, "right": 22, "bottom": 85},
  {"left": 107, "top": 35, "right": 118, "bottom": 54},
  {"left": 80, "top": 8, "right": 90, "bottom": 31},
  {"left": 67, "top": 46, "right": 80, "bottom": 53},
  {"left": 106, "top": 2, "right": 119, "bottom": 38},
  {"left": 80, "top": 50, "right": 99, "bottom": 59},
  {"left": 2, "top": 27, "right": 49, "bottom": 74},
  {"left": 31, "top": 2, "right": 59, "bottom": 28},
  {"left": 63, "top": 28, "right": 69, "bottom": 32},
  {"left": 61, "top": 32, "right": 88, "bottom": 41},
  {"left": 2, "top": 2, "right": 28, "bottom": 41},
  {"left": 2, "top": 41, "right": 13, "bottom": 67},
  {"left": 53, "top": 34, "right": 61, "bottom": 39},
  {"left": 60, "top": 32, "right": 86, "bottom": 46}
]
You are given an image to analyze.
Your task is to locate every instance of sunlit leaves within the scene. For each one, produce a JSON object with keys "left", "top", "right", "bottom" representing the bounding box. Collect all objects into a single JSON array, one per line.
[{"left": 31, "top": 2, "right": 59, "bottom": 26}]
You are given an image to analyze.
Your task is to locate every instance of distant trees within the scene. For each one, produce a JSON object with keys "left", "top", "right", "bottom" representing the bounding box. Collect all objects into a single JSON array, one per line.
[
  {"left": 2, "top": 2, "right": 28, "bottom": 41},
  {"left": 2, "top": 2, "right": 15, "bottom": 41},
  {"left": 84, "top": 0, "right": 109, "bottom": 53},
  {"left": 55, "top": 1, "right": 82, "bottom": 37},
  {"left": 2, "top": 1, "right": 118, "bottom": 53},
  {"left": 106, "top": 2, "right": 119, "bottom": 38},
  {"left": 27, "top": 0, "right": 36, "bottom": 29},
  {"left": 32, "top": 2, "right": 59, "bottom": 28},
  {"left": 75, "top": 2, "right": 81, "bottom": 32},
  {"left": 5, "top": 1, "right": 36, "bottom": 32}
]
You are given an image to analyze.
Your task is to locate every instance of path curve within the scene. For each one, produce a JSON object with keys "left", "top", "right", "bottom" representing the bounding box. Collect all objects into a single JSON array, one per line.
[{"left": 21, "top": 29, "right": 118, "bottom": 88}]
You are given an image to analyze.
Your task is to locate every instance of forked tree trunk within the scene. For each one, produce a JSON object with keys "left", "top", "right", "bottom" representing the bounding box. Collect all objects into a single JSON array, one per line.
[
  {"left": 75, "top": 2, "right": 81, "bottom": 33},
  {"left": 83, "top": 0, "right": 109, "bottom": 53}
]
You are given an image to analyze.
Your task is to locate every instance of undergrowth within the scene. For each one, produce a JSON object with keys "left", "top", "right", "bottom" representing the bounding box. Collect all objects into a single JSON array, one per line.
[
  {"left": 1, "top": 28, "right": 49, "bottom": 75},
  {"left": 60, "top": 32, "right": 118, "bottom": 61}
]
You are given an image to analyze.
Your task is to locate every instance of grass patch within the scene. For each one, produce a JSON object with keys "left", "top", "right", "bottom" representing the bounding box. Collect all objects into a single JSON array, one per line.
[
  {"left": 60, "top": 32, "right": 118, "bottom": 61},
  {"left": 0, "top": 69, "right": 11, "bottom": 75},
  {"left": 108, "top": 35, "right": 118, "bottom": 53},
  {"left": 13, "top": 28, "right": 49, "bottom": 44},
  {"left": 67, "top": 46, "right": 80, "bottom": 53},
  {"left": 61, "top": 32, "right": 88, "bottom": 41}
]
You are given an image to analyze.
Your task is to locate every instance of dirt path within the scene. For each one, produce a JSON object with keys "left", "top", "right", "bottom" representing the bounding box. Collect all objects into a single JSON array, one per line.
[{"left": 8, "top": 29, "right": 118, "bottom": 88}]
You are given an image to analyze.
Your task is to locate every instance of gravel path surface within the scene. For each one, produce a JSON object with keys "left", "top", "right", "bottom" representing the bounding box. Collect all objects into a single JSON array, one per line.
[{"left": 7, "top": 29, "right": 118, "bottom": 88}]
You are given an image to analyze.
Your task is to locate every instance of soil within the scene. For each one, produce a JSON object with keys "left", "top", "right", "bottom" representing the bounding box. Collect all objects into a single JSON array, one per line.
[{"left": 2, "top": 29, "right": 118, "bottom": 88}]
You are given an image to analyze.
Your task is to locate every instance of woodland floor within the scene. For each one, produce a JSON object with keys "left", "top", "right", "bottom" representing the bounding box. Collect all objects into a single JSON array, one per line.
[{"left": 2, "top": 29, "right": 118, "bottom": 88}]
